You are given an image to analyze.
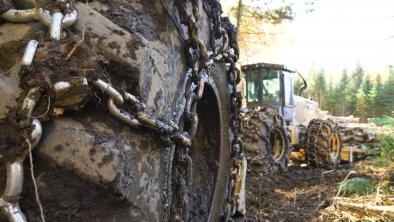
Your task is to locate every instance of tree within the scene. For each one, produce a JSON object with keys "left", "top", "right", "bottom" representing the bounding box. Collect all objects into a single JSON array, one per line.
[
  {"left": 347, "top": 63, "right": 365, "bottom": 116},
  {"left": 309, "top": 69, "right": 327, "bottom": 109},
  {"left": 370, "top": 74, "right": 384, "bottom": 117},
  {"left": 357, "top": 74, "right": 373, "bottom": 122},
  {"left": 382, "top": 67, "right": 394, "bottom": 116},
  {"left": 335, "top": 69, "right": 350, "bottom": 116},
  {"left": 357, "top": 89, "right": 368, "bottom": 122},
  {"left": 229, "top": 0, "right": 294, "bottom": 63}
]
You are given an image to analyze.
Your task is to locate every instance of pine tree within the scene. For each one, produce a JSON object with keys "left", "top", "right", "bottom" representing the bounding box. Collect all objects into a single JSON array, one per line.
[
  {"left": 357, "top": 90, "right": 368, "bottom": 122},
  {"left": 371, "top": 74, "right": 385, "bottom": 117},
  {"left": 348, "top": 63, "right": 365, "bottom": 116},
  {"left": 325, "top": 74, "right": 338, "bottom": 115},
  {"left": 310, "top": 69, "right": 327, "bottom": 109},
  {"left": 382, "top": 67, "right": 394, "bottom": 116},
  {"left": 336, "top": 69, "right": 350, "bottom": 116},
  {"left": 357, "top": 74, "right": 373, "bottom": 122}
]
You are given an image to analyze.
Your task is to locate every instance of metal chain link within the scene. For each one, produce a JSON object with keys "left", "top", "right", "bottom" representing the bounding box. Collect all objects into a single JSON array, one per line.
[
  {"left": 1, "top": 0, "right": 244, "bottom": 221},
  {"left": 0, "top": 1, "right": 77, "bottom": 221},
  {"left": 171, "top": 1, "right": 244, "bottom": 221}
]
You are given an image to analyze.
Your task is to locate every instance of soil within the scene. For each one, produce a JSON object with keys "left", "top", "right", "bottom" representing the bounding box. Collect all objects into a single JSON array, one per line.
[{"left": 239, "top": 164, "right": 353, "bottom": 222}]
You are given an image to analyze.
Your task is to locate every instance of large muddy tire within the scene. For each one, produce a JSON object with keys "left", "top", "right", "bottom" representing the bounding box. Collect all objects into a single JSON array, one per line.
[
  {"left": 241, "top": 107, "right": 291, "bottom": 173},
  {"left": 177, "top": 65, "right": 232, "bottom": 222},
  {"left": 305, "top": 119, "right": 342, "bottom": 168},
  {"left": 0, "top": 1, "right": 237, "bottom": 221}
]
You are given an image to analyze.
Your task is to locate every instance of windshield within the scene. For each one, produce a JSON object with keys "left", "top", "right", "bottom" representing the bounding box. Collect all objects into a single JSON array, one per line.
[{"left": 246, "top": 68, "right": 280, "bottom": 104}]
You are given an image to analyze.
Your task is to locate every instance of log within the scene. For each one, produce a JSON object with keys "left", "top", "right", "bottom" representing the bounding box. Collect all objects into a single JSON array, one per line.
[{"left": 335, "top": 200, "right": 394, "bottom": 218}]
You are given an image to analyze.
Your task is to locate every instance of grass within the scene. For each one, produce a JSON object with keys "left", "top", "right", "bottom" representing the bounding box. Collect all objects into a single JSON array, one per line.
[
  {"left": 339, "top": 177, "right": 376, "bottom": 196},
  {"left": 369, "top": 116, "right": 394, "bottom": 127}
]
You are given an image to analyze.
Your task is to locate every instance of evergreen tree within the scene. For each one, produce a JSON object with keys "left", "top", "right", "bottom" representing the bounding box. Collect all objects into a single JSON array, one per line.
[
  {"left": 325, "top": 75, "right": 338, "bottom": 115},
  {"left": 348, "top": 63, "right": 365, "bottom": 116},
  {"left": 364, "top": 74, "right": 373, "bottom": 117},
  {"left": 382, "top": 67, "right": 394, "bottom": 116},
  {"left": 357, "top": 89, "right": 368, "bottom": 122},
  {"left": 336, "top": 69, "right": 350, "bottom": 116},
  {"left": 310, "top": 69, "right": 327, "bottom": 109},
  {"left": 357, "top": 74, "right": 373, "bottom": 122},
  {"left": 371, "top": 74, "right": 385, "bottom": 117}
]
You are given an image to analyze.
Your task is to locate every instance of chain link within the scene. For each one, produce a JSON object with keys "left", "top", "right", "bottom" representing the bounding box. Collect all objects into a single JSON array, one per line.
[
  {"left": 171, "top": 1, "right": 244, "bottom": 221},
  {"left": 0, "top": 1, "right": 78, "bottom": 221},
  {"left": 1, "top": 0, "right": 243, "bottom": 221}
]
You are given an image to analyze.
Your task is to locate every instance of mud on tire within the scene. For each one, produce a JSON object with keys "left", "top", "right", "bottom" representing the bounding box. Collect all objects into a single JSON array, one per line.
[
  {"left": 241, "top": 107, "right": 291, "bottom": 173},
  {"left": 305, "top": 119, "right": 342, "bottom": 168}
]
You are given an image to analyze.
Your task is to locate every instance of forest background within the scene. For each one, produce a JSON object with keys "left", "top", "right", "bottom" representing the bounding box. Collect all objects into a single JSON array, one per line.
[{"left": 223, "top": 0, "right": 394, "bottom": 123}]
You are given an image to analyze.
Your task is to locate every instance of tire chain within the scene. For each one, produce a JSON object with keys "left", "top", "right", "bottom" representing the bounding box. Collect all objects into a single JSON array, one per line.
[
  {"left": 0, "top": 0, "right": 243, "bottom": 221},
  {"left": 305, "top": 119, "right": 336, "bottom": 167},
  {"left": 171, "top": 1, "right": 243, "bottom": 221},
  {"left": 242, "top": 107, "right": 290, "bottom": 173}
]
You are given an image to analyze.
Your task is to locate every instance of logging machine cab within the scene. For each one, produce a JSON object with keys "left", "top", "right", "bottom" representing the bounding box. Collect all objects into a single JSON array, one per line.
[
  {"left": 242, "top": 62, "right": 320, "bottom": 127},
  {"left": 243, "top": 63, "right": 295, "bottom": 122}
]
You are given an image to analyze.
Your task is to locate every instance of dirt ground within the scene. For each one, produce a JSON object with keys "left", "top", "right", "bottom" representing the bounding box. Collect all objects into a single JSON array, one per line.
[
  {"left": 236, "top": 158, "right": 394, "bottom": 222},
  {"left": 240, "top": 163, "right": 354, "bottom": 222}
]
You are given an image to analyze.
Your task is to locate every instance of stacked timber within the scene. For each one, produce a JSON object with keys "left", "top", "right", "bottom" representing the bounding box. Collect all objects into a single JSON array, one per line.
[{"left": 321, "top": 114, "right": 379, "bottom": 161}]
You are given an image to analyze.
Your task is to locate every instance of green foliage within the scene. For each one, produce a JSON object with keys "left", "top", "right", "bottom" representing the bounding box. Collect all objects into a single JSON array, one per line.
[
  {"left": 370, "top": 74, "right": 385, "bottom": 117},
  {"left": 309, "top": 69, "right": 327, "bottom": 108},
  {"left": 376, "top": 134, "right": 394, "bottom": 161},
  {"left": 389, "top": 171, "right": 394, "bottom": 185},
  {"left": 373, "top": 159, "right": 390, "bottom": 168},
  {"left": 369, "top": 116, "right": 394, "bottom": 127},
  {"left": 381, "top": 67, "right": 394, "bottom": 117},
  {"left": 331, "top": 69, "right": 351, "bottom": 115},
  {"left": 311, "top": 64, "right": 393, "bottom": 120},
  {"left": 348, "top": 63, "right": 365, "bottom": 116},
  {"left": 340, "top": 177, "right": 375, "bottom": 196},
  {"left": 383, "top": 171, "right": 394, "bottom": 194},
  {"left": 357, "top": 74, "right": 374, "bottom": 122}
]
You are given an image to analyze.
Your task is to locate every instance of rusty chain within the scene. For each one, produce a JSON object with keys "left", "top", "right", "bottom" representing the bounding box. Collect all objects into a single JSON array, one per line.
[
  {"left": 170, "top": 1, "right": 244, "bottom": 221},
  {"left": 1, "top": 0, "right": 244, "bottom": 221}
]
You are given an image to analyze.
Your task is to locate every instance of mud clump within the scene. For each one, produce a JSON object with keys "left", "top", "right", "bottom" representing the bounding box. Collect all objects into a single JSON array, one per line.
[{"left": 0, "top": 115, "right": 27, "bottom": 161}]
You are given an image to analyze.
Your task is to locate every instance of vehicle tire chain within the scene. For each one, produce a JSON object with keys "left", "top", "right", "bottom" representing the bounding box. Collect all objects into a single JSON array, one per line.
[
  {"left": 0, "top": 0, "right": 243, "bottom": 221},
  {"left": 305, "top": 119, "right": 341, "bottom": 168},
  {"left": 241, "top": 107, "right": 291, "bottom": 174}
]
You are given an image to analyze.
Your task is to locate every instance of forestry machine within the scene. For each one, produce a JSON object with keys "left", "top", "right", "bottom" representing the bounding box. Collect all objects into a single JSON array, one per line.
[{"left": 240, "top": 62, "right": 343, "bottom": 172}]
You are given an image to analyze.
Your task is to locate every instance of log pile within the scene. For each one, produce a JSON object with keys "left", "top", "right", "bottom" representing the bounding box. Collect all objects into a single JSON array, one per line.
[
  {"left": 339, "top": 124, "right": 378, "bottom": 145},
  {"left": 321, "top": 114, "right": 379, "bottom": 161}
]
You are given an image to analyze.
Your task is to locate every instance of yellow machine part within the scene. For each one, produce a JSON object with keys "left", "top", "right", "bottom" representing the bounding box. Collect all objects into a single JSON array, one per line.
[{"left": 290, "top": 146, "right": 368, "bottom": 163}]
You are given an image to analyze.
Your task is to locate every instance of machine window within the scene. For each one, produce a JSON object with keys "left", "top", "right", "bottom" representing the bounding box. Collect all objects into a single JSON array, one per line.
[
  {"left": 246, "top": 70, "right": 262, "bottom": 102},
  {"left": 283, "top": 73, "right": 294, "bottom": 106},
  {"left": 262, "top": 69, "right": 280, "bottom": 104}
]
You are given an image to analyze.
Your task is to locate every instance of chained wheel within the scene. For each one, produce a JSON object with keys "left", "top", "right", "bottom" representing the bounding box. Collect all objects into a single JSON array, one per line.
[
  {"left": 241, "top": 107, "right": 291, "bottom": 173},
  {"left": 305, "top": 119, "right": 342, "bottom": 168},
  {"left": 169, "top": 66, "right": 232, "bottom": 222}
]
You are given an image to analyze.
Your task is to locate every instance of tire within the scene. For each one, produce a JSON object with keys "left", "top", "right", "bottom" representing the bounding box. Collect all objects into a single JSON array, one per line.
[
  {"left": 178, "top": 64, "right": 232, "bottom": 222},
  {"left": 305, "top": 119, "right": 342, "bottom": 168},
  {"left": 241, "top": 107, "right": 291, "bottom": 173},
  {"left": 0, "top": 1, "right": 235, "bottom": 221}
]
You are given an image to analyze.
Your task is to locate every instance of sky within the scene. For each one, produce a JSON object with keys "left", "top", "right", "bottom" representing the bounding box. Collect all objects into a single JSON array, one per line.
[{"left": 222, "top": 0, "right": 394, "bottom": 77}]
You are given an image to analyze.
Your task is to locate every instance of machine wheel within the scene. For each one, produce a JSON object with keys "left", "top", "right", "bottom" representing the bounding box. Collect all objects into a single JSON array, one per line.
[
  {"left": 305, "top": 119, "right": 342, "bottom": 168},
  {"left": 179, "top": 66, "right": 232, "bottom": 222},
  {"left": 241, "top": 107, "right": 291, "bottom": 173}
]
